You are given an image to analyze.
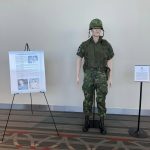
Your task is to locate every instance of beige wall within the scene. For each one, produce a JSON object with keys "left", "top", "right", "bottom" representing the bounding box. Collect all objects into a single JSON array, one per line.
[{"left": 0, "top": 0, "right": 150, "bottom": 111}]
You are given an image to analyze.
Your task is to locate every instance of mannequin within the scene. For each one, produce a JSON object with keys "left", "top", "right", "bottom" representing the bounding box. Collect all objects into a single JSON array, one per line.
[{"left": 76, "top": 18, "right": 114, "bottom": 134}]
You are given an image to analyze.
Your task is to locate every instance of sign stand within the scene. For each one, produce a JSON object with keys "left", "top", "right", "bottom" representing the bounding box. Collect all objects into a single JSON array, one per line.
[
  {"left": 128, "top": 82, "right": 148, "bottom": 138},
  {"left": 128, "top": 65, "right": 149, "bottom": 138},
  {"left": 1, "top": 43, "right": 59, "bottom": 142}
]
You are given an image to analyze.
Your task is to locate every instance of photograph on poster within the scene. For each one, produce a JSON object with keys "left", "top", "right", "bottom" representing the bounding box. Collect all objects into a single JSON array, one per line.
[
  {"left": 134, "top": 65, "right": 150, "bottom": 82},
  {"left": 29, "top": 78, "right": 39, "bottom": 89},
  {"left": 18, "top": 79, "right": 28, "bottom": 90},
  {"left": 9, "top": 51, "right": 46, "bottom": 94},
  {"left": 28, "top": 55, "right": 38, "bottom": 64}
]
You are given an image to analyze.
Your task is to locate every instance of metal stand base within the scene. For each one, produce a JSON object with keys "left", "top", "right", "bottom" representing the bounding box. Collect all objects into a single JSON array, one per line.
[
  {"left": 128, "top": 128, "right": 148, "bottom": 138},
  {"left": 89, "top": 120, "right": 99, "bottom": 128},
  {"left": 88, "top": 90, "right": 100, "bottom": 129}
]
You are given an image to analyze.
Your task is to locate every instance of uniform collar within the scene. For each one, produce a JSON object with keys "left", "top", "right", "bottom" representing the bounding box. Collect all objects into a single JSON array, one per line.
[{"left": 90, "top": 36, "right": 102, "bottom": 44}]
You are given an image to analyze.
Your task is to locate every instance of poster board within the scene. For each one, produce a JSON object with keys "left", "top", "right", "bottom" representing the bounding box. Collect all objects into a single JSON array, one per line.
[
  {"left": 134, "top": 65, "right": 150, "bottom": 82},
  {"left": 9, "top": 51, "right": 46, "bottom": 94}
]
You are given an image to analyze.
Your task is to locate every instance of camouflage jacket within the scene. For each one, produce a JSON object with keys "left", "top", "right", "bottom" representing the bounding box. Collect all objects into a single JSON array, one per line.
[{"left": 77, "top": 37, "right": 114, "bottom": 72}]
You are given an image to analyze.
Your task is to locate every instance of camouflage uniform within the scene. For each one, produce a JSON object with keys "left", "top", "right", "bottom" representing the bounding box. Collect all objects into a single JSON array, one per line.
[{"left": 77, "top": 37, "right": 114, "bottom": 117}]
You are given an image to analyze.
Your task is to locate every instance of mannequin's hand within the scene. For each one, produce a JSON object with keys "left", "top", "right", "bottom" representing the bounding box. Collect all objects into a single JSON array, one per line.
[
  {"left": 76, "top": 76, "right": 80, "bottom": 85},
  {"left": 107, "top": 79, "right": 112, "bottom": 87}
]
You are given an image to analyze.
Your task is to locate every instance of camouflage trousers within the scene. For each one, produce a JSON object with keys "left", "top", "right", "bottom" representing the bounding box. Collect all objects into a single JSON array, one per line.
[{"left": 82, "top": 69, "right": 108, "bottom": 117}]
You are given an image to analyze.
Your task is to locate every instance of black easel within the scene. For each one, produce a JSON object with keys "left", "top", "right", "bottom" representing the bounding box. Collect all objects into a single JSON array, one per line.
[
  {"left": 128, "top": 82, "right": 148, "bottom": 138},
  {"left": 1, "top": 43, "right": 59, "bottom": 142},
  {"left": 89, "top": 90, "right": 99, "bottom": 128}
]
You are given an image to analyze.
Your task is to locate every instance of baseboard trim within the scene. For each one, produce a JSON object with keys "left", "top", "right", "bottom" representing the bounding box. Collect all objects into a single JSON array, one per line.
[{"left": 0, "top": 103, "right": 150, "bottom": 116}]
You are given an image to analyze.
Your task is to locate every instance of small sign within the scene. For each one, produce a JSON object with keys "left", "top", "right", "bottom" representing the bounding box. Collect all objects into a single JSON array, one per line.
[{"left": 134, "top": 65, "right": 150, "bottom": 82}]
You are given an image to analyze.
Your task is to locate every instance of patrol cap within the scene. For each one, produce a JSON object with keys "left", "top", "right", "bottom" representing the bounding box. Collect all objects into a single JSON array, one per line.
[{"left": 89, "top": 18, "right": 103, "bottom": 30}]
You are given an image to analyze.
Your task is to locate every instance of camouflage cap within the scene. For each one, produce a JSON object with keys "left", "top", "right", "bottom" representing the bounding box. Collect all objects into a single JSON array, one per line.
[{"left": 89, "top": 18, "right": 103, "bottom": 30}]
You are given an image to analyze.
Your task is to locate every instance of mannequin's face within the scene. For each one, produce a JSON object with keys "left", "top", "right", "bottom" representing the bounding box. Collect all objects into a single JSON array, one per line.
[{"left": 91, "top": 28, "right": 101, "bottom": 37}]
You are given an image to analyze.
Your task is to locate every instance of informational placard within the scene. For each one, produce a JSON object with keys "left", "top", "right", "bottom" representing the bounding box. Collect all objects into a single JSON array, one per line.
[
  {"left": 9, "top": 51, "right": 46, "bottom": 94},
  {"left": 134, "top": 65, "right": 150, "bottom": 82}
]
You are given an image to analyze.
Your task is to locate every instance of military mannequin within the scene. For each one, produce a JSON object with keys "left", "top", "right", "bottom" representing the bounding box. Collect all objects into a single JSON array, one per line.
[{"left": 76, "top": 18, "right": 114, "bottom": 134}]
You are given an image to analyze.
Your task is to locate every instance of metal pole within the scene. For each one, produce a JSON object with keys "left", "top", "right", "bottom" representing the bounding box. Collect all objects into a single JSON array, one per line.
[
  {"left": 42, "top": 92, "right": 59, "bottom": 136},
  {"left": 1, "top": 94, "right": 16, "bottom": 142},
  {"left": 92, "top": 90, "right": 95, "bottom": 127},
  {"left": 137, "top": 82, "right": 142, "bottom": 131},
  {"left": 30, "top": 93, "right": 33, "bottom": 114}
]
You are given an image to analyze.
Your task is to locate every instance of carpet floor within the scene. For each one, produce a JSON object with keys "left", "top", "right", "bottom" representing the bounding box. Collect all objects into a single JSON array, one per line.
[{"left": 0, "top": 109, "right": 150, "bottom": 150}]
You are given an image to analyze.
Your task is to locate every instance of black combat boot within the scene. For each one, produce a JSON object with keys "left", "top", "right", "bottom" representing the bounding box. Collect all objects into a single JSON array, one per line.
[
  {"left": 99, "top": 116, "right": 107, "bottom": 134},
  {"left": 82, "top": 115, "right": 90, "bottom": 132}
]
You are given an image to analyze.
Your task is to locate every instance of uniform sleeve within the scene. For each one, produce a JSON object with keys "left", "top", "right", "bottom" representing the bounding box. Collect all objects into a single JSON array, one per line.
[
  {"left": 76, "top": 43, "right": 85, "bottom": 58},
  {"left": 107, "top": 42, "right": 114, "bottom": 60}
]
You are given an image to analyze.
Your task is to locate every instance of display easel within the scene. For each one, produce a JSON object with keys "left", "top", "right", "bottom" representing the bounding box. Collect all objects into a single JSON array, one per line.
[
  {"left": 128, "top": 65, "right": 149, "bottom": 138},
  {"left": 1, "top": 43, "right": 59, "bottom": 142}
]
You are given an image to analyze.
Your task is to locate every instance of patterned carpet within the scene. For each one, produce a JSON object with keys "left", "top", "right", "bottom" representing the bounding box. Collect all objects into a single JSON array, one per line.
[{"left": 0, "top": 109, "right": 150, "bottom": 150}]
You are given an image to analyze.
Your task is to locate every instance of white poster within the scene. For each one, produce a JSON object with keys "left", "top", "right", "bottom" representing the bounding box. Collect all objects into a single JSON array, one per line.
[
  {"left": 9, "top": 51, "right": 46, "bottom": 94},
  {"left": 134, "top": 65, "right": 150, "bottom": 82}
]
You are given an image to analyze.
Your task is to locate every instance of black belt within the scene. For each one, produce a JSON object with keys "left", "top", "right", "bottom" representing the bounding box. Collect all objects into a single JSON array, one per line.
[{"left": 85, "top": 67, "right": 105, "bottom": 72}]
